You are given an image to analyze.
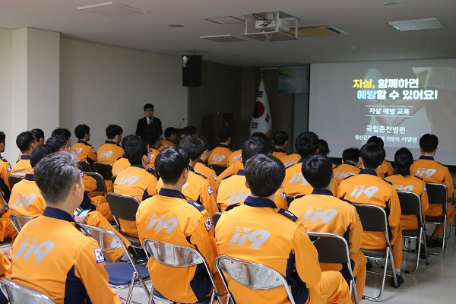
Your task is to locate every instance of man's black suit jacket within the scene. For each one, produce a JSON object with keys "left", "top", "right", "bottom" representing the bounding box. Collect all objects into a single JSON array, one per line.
[{"left": 135, "top": 117, "right": 163, "bottom": 140}]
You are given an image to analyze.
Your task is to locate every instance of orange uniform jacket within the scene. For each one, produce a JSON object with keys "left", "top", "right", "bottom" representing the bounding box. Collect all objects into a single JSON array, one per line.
[
  {"left": 215, "top": 160, "right": 243, "bottom": 189},
  {"left": 338, "top": 169, "right": 402, "bottom": 249},
  {"left": 377, "top": 160, "right": 393, "bottom": 178},
  {"left": 136, "top": 188, "right": 218, "bottom": 303},
  {"left": 0, "top": 155, "right": 12, "bottom": 201},
  {"left": 9, "top": 174, "right": 46, "bottom": 217},
  {"left": 114, "top": 165, "right": 158, "bottom": 237},
  {"left": 72, "top": 140, "right": 97, "bottom": 165},
  {"left": 272, "top": 148, "right": 287, "bottom": 160},
  {"left": 283, "top": 159, "right": 338, "bottom": 197},
  {"left": 11, "top": 207, "right": 120, "bottom": 304},
  {"left": 158, "top": 139, "right": 176, "bottom": 151},
  {"left": 11, "top": 155, "right": 32, "bottom": 177},
  {"left": 227, "top": 149, "right": 241, "bottom": 166},
  {"left": 333, "top": 162, "right": 360, "bottom": 184},
  {"left": 195, "top": 160, "right": 218, "bottom": 195},
  {"left": 148, "top": 147, "right": 160, "bottom": 168},
  {"left": 217, "top": 169, "right": 288, "bottom": 212},
  {"left": 281, "top": 153, "right": 301, "bottom": 168},
  {"left": 385, "top": 174, "right": 429, "bottom": 230},
  {"left": 112, "top": 157, "right": 130, "bottom": 176},
  {"left": 208, "top": 145, "right": 232, "bottom": 167},
  {"left": 97, "top": 141, "right": 124, "bottom": 165},
  {"left": 215, "top": 196, "right": 321, "bottom": 304}
]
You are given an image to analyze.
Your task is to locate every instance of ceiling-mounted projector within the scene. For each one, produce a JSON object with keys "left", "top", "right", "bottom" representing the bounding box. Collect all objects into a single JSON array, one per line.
[{"left": 255, "top": 19, "right": 291, "bottom": 32}]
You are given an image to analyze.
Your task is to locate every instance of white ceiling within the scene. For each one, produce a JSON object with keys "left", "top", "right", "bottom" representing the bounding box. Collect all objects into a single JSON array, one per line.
[{"left": 1, "top": 0, "right": 455, "bottom": 67}]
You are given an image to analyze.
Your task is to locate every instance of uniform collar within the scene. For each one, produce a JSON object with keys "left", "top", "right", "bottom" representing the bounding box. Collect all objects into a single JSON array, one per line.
[
  {"left": 273, "top": 148, "right": 286, "bottom": 153},
  {"left": 197, "top": 159, "right": 205, "bottom": 164},
  {"left": 298, "top": 157, "right": 307, "bottom": 163},
  {"left": 77, "top": 140, "right": 91, "bottom": 146},
  {"left": 0, "top": 155, "right": 7, "bottom": 162},
  {"left": 312, "top": 188, "right": 333, "bottom": 196},
  {"left": 218, "top": 144, "right": 229, "bottom": 148},
  {"left": 359, "top": 168, "right": 377, "bottom": 176},
  {"left": 344, "top": 161, "right": 358, "bottom": 168},
  {"left": 105, "top": 140, "right": 117, "bottom": 145},
  {"left": 20, "top": 155, "right": 31, "bottom": 160},
  {"left": 131, "top": 164, "right": 145, "bottom": 169},
  {"left": 43, "top": 206, "right": 75, "bottom": 222},
  {"left": 236, "top": 169, "right": 245, "bottom": 176},
  {"left": 159, "top": 188, "right": 186, "bottom": 199},
  {"left": 244, "top": 196, "right": 277, "bottom": 209},
  {"left": 188, "top": 165, "right": 195, "bottom": 172},
  {"left": 25, "top": 173, "right": 34, "bottom": 181},
  {"left": 419, "top": 156, "right": 435, "bottom": 160},
  {"left": 150, "top": 146, "right": 159, "bottom": 151}
]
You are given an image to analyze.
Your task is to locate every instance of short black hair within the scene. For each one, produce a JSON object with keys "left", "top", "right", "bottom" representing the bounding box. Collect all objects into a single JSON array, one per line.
[
  {"left": 106, "top": 124, "right": 123, "bottom": 139},
  {"left": 295, "top": 132, "right": 319, "bottom": 158},
  {"left": 16, "top": 131, "right": 35, "bottom": 152},
  {"left": 245, "top": 154, "right": 285, "bottom": 197},
  {"left": 302, "top": 154, "right": 333, "bottom": 189},
  {"left": 155, "top": 146, "right": 189, "bottom": 185},
  {"left": 31, "top": 129, "right": 44, "bottom": 142},
  {"left": 144, "top": 103, "right": 154, "bottom": 111},
  {"left": 394, "top": 147, "right": 413, "bottom": 177},
  {"left": 318, "top": 139, "right": 330, "bottom": 156},
  {"left": 51, "top": 128, "right": 71, "bottom": 140},
  {"left": 30, "top": 144, "right": 56, "bottom": 168},
  {"left": 164, "top": 127, "right": 177, "bottom": 138},
  {"left": 0, "top": 132, "right": 5, "bottom": 144},
  {"left": 360, "top": 143, "right": 384, "bottom": 169},
  {"left": 273, "top": 131, "right": 289, "bottom": 146},
  {"left": 181, "top": 126, "right": 197, "bottom": 137},
  {"left": 146, "top": 131, "right": 160, "bottom": 146},
  {"left": 367, "top": 136, "right": 384, "bottom": 148},
  {"left": 216, "top": 127, "right": 231, "bottom": 142},
  {"left": 342, "top": 148, "right": 360, "bottom": 163},
  {"left": 45, "top": 136, "right": 67, "bottom": 151},
  {"left": 74, "top": 124, "right": 90, "bottom": 140},
  {"left": 198, "top": 135, "right": 211, "bottom": 151},
  {"left": 241, "top": 137, "right": 271, "bottom": 165},
  {"left": 121, "top": 134, "right": 139, "bottom": 149},
  {"left": 124, "top": 138, "right": 148, "bottom": 165},
  {"left": 179, "top": 135, "right": 204, "bottom": 161},
  {"left": 419, "top": 133, "right": 439, "bottom": 153},
  {"left": 251, "top": 132, "right": 269, "bottom": 142}
]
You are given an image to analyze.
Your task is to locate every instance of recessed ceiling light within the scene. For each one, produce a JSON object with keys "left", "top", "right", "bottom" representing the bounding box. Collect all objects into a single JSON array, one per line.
[
  {"left": 384, "top": 2, "right": 402, "bottom": 7},
  {"left": 77, "top": 2, "right": 146, "bottom": 17},
  {"left": 169, "top": 24, "right": 184, "bottom": 28},
  {"left": 389, "top": 18, "right": 444, "bottom": 31}
]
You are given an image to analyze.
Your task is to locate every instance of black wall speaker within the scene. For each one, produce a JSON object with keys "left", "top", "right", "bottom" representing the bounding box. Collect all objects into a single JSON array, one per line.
[{"left": 182, "top": 55, "right": 202, "bottom": 87}]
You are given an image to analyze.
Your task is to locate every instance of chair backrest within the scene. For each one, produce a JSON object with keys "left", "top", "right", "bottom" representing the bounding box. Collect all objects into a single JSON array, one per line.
[
  {"left": 76, "top": 160, "right": 92, "bottom": 172},
  {"left": 397, "top": 191, "right": 424, "bottom": 227},
  {"left": 143, "top": 239, "right": 204, "bottom": 267},
  {"left": 211, "top": 166, "right": 226, "bottom": 176},
  {"left": 93, "top": 162, "right": 113, "bottom": 181},
  {"left": 307, "top": 231, "right": 351, "bottom": 265},
  {"left": 78, "top": 223, "right": 124, "bottom": 251},
  {"left": 0, "top": 192, "right": 7, "bottom": 206},
  {"left": 106, "top": 192, "right": 140, "bottom": 222},
  {"left": 286, "top": 195, "right": 295, "bottom": 205},
  {"left": 426, "top": 183, "right": 447, "bottom": 212},
  {"left": 213, "top": 212, "right": 222, "bottom": 227},
  {"left": 216, "top": 255, "right": 296, "bottom": 304},
  {"left": 10, "top": 213, "right": 35, "bottom": 233},
  {"left": 0, "top": 278, "right": 57, "bottom": 304},
  {"left": 8, "top": 175, "right": 23, "bottom": 189},
  {"left": 353, "top": 204, "right": 388, "bottom": 233},
  {"left": 85, "top": 172, "right": 107, "bottom": 193}
]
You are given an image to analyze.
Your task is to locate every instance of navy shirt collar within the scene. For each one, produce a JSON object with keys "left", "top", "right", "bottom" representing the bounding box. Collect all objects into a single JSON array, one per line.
[
  {"left": 159, "top": 188, "right": 186, "bottom": 199},
  {"left": 419, "top": 156, "right": 435, "bottom": 160},
  {"left": 244, "top": 196, "right": 277, "bottom": 209},
  {"left": 197, "top": 159, "right": 204, "bottom": 164},
  {"left": 344, "top": 161, "right": 358, "bottom": 168},
  {"left": 219, "top": 144, "right": 229, "bottom": 148},
  {"left": 298, "top": 157, "right": 306, "bottom": 163},
  {"left": 273, "top": 148, "right": 286, "bottom": 153},
  {"left": 236, "top": 169, "right": 245, "bottom": 176},
  {"left": 131, "top": 164, "right": 145, "bottom": 169},
  {"left": 359, "top": 168, "right": 377, "bottom": 176},
  {"left": 24, "top": 173, "right": 34, "bottom": 181},
  {"left": 77, "top": 140, "right": 91, "bottom": 146},
  {"left": 43, "top": 206, "right": 75, "bottom": 222},
  {"left": 312, "top": 188, "right": 333, "bottom": 196},
  {"left": 105, "top": 140, "right": 117, "bottom": 145},
  {"left": 188, "top": 165, "right": 195, "bottom": 172},
  {"left": 20, "top": 155, "right": 31, "bottom": 160}
]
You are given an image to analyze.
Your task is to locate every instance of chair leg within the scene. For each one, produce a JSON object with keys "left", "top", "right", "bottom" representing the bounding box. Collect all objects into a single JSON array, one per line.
[
  {"left": 363, "top": 249, "right": 393, "bottom": 302},
  {"left": 126, "top": 272, "right": 136, "bottom": 304},
  {"left": 351, "top": 279, "right": 360, "bottom": 304},
  {"left": 422, "top": 233, "right": 430, "bottom": 266},
  {"left": 148, "top": 286, "right": 156, "bottom": 304},
  {"left": 432, "top": 217, "right": 447, "bottom": 255}
]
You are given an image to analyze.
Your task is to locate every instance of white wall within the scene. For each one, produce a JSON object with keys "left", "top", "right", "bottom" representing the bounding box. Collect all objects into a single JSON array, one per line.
[
  {"left": 60, "top": 38, "right": 187, "bottom": 149},
  {"left": 0, "top": 29, "right": 12, "bottom": 161}
]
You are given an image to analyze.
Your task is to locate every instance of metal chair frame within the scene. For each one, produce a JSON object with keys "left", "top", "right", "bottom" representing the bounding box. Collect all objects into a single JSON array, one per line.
[
  {"left": 76, "top": 160, "right": 92, "bottom": 172},
  {"left": 79, "top": 223, "right": 150, "bottom": 304},
  {"left": 307, "top": 231, "right": 359, "bottom": 304},
  {"left": 9, "top": 213, "right": 35, "bottom": 233},
  {"left": 0, "top": 277, "right": 57, "bottom": 304},
  {"left": 215, "top": 255, "right": 296, "bottom": 304},
  {"left": 397, "top": 190, "right": 429, "bottom": 272},
  {"left": 425, "top": 183, "right": 448, "bottom": 254},
  {"left": 85, "top": 172, "right": 108, "bottom": 194},
  {"left": 353, "top": 204, "right": 397, "bottom": 302},
  {"left": 143, "top": 239, "right": 223, "bottom": 304}
]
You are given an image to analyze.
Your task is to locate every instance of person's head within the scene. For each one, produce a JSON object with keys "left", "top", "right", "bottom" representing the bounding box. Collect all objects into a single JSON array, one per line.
[
  {"left": 198, "top": 135, "right": 211, "bottom": 163},
  {"left": 45, "top": 136, "right": 70, "bottom": 152},
  {"left": 367, "top": 136, "right": 384, "bottom": 148},
  {"left": 342, "top": 148, "right": 360, "bottom": 164},
  {"left": 34, "top": 152, "right": 84, "bottom": 209},
  {"left": 120, "top": 134, "right": 139, "bottom": 149},
  {"left": 124, "top": 138, "right": 149, "bottom": 166},
  {"left": 106, "top": 124, "right": 123, "bottom": 143},
  {"left": 74, "top": 124, "right": 90, "bottom": 141},
  {"left": 179, "top": 135, "right": 205, "bottom": 162},
  {"left": 155, "top": 146, "right": 189, "bottom": 185},
  {"left": 0, "top": 132, "right": 5, "bottom": 153},
  {"left": 31, "top": 128, "right": 45, "bottom": 145},
  {"left": 295, "top": 132, "right": 319, "bottom": 158},
  {"left": 51, "top": 128, "right": 72, "bottom": 147},
  {"left": 273, "top": 131, "right": 288, "bottom": 147},
  {"left": 360, "top": 143, "right": 384, "bottom": 169},
  {"left": 16, "top": 131, "right": 36, "bottom": 154},
  {"left": 164, "top": 127, "right": 177, "bottom": 142},
  {"left": 146, "top": 131, "right": 162, "bottom": 148},
  {"left": 180, "top": 126, "right": 197, "bottom": 138},
  {"left": 144, "top": 103, "right": 154, "bottom": 118},
  {"left": 216, "top": 127, "right": 231, "bottom": 144},
  {"left": 419, "top": 133, "right": 439, "bottom": 154},
  {"left": 318, "top": 139, "right": 330, "bottom": 156},
  {"left": 241, "top": 137, "right": 271, "bottom": 166},
  {"left": 302, "top": 154, "right": 333, "bottom": 189},
  {"left": 394, "top": 148, "right": 414, "bottom": 177},
  {"left": 245, "top": 154, "right": 285, "bottom": 198},
  {"left": 30, "top": 144, "right": 56, "bottom": 168}
]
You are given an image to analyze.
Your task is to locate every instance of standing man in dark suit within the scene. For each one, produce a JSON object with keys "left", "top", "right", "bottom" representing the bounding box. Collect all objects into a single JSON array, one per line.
[{"left": 136, "top": 103, "right": 163, "bottom": 140}]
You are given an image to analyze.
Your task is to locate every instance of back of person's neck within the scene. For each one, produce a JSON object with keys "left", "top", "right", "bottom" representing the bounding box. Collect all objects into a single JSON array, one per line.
[
  {"left": 362, "top": 166, "right": 377, "bottom": 171},
  {"left": 189, "top": 159, "right": 198, "bottom": 168},
  {"left": 22, "top": 150, "right": 32, "bottom": 156},
  {"left": 421, "top": 152, "right": 435, "bottom": 157},
  {"left": 275, "top": 145, "right": 286, "bottom": 150},
  {"left": 250, "top": 193, "right": 275, "bottom": 201},
  {"left": 163, "top": 183, "right": 184, "bottom": 191}
]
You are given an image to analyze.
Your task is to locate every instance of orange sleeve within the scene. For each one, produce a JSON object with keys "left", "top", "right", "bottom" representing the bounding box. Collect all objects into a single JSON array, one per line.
[
  {"left": 215, "top": 163, "right": 239, "bottom": 189},
  {"left": 189, "top": 211, "right": 218, "bottom": 274},
  {"left": 147, "top": 176, "right": 158, "bottom": 197},
  {"left": 82, "top": 175, "right": 97, "bottom": 193},
  {"left": 388, "top": 189, "right": 402, "bottom": 243},
  {"left": 87, "top": 147, "right": 97, "bottom": 162},
  {"left": 200, "top": 180, "right": 218, "bottom": 216},
  {"left": 444, "top": 168, "right": 454, "bottom": 198},
  {"left": 421, "top": 183, "right": 429, "bottom": 215},
  {"left": 294, "top": 223, "right": 321, "bottom": 288},
  {"left": 349, "top": 209, "right": 363, "bottom": 256}
]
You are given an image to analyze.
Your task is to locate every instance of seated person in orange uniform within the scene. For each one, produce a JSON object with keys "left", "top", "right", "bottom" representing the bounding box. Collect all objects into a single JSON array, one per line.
[
  {"left": 0, "top": 132, "right": 12, "bottom": 202},
  {"left": 208, "top": 127, "right": 232, "bottom": 167},
  {"left": 31, "top": 128, "right": 45, "bottom": 146},
  {"left": 11, "top": 152, "right": 122, "bottom": 303},
  {"left": 318, "top": 139, "right": 336, "bottom": 169},
  {"left": 216, "top": 153, "right": 351, "bottom": 304},
  {"left": 194, "top": 135, "right": 218, "bottom": 194},
  {"left": 112, "top": 135, "right": 140, "bottom": 176},
  {"left": 410, "top": 133, "right": 455, "bottom": 248},
  {"left": 289, "top": 154, "right": 366, "bottom": 301},
  {"left": 72, "top": 124, "right": 97, "bottom": 169},
  {"left": 114, "top": 138, "right": 157, "bottom": 237},
  {"left": 146, "top": 131, "right": 162, "bottom": 169},
  {"left": 11, "top": 131, "right": 36, "bottom": 177},
  {"left": 272, "top": 131, "right": 289, "bottom": 160},
  {"left": 0, "top": 248, "right": 12, "bottom": 304},
  {"left": 97, "top": 124, "right": 124, "bottom": 165},
  {"left": 367, "top": 136, "right": 393, "bottom": 178},
  {"left": 333, "top": 148, "right": 361, "bottom": 183},
  {"left": 137, "top": 146, "right": 224, "bottom": 304},
  {"left": 217, "top": 137, "right": 288, "bottom": 212},
  {"left": 158, "top": 127, "right": 177, "bottom": 151}
]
